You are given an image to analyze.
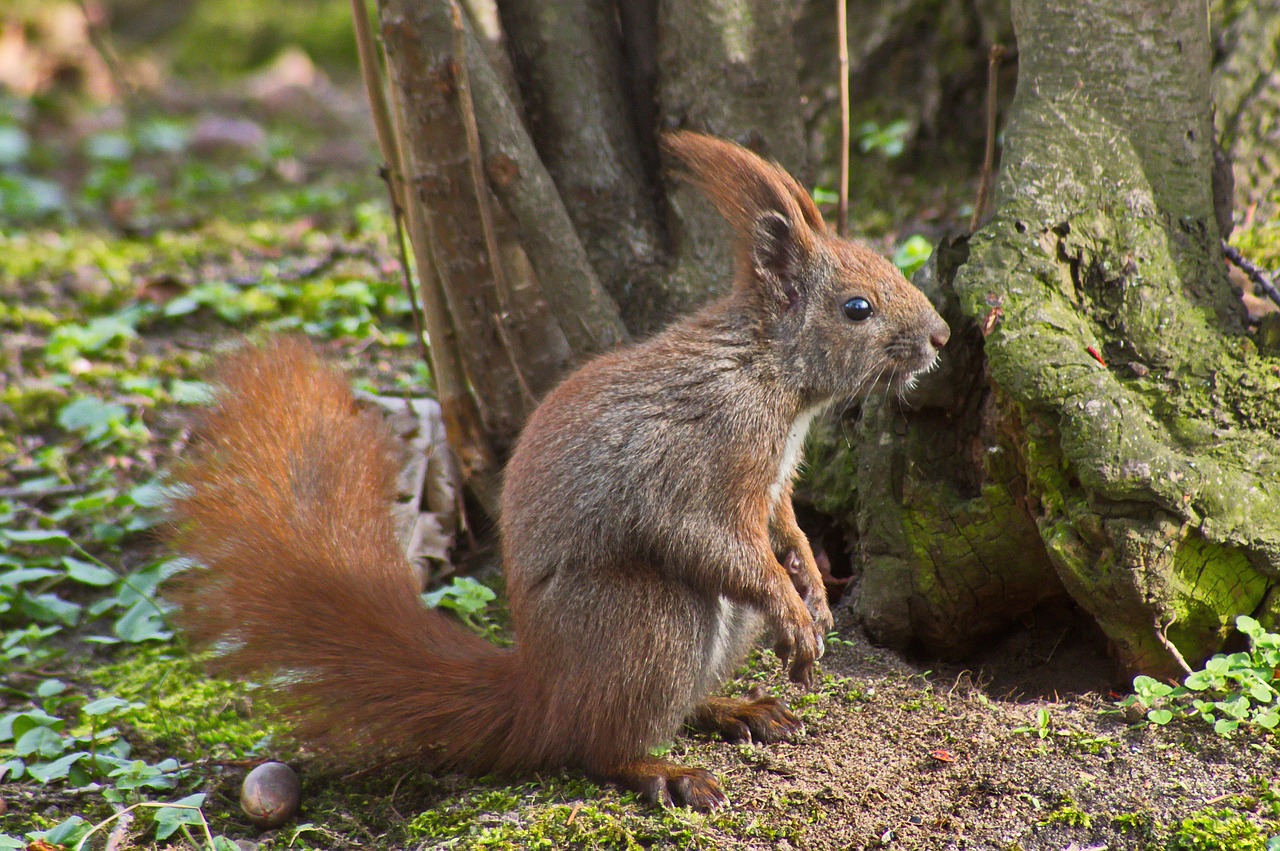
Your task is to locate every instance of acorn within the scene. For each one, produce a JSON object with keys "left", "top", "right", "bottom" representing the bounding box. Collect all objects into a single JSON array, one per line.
[{"left": 240, "top": 762, "right": 300, "bottom": 829}]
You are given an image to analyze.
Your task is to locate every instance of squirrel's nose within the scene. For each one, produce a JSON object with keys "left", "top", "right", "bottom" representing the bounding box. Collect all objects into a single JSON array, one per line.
[{"left": 929, "top": 322, "right": 951, "bottom": 351}]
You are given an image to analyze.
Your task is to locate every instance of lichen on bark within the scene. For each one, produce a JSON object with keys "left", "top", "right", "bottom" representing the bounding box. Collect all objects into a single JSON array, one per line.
[{"left": 828, "top": 0, "right": 1280, "bottom": 676}]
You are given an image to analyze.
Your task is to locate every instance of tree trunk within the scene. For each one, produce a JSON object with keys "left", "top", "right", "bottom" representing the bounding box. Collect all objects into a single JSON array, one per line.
[
  {"left": 372, "top": 0, "right": 809, "bottom": 461},
  {"left": 830, "top": 0, "right": 1280, "bottom": 677}
]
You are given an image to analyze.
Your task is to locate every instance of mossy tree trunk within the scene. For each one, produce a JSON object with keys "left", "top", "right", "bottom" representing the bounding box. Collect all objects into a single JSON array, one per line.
[{"left": 821, "top": 0, "right": 1280, "bottom": 677}]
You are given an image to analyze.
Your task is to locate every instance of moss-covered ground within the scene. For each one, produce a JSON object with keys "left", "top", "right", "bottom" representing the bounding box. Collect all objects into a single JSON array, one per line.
[{"left": 3, "top": 4, "right": 1279, "bottom": 849}]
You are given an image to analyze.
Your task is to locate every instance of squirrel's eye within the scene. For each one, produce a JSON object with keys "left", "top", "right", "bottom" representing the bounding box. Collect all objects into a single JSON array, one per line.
[{"left": 843, "top": 297, "right": 873, "bottom": 321}]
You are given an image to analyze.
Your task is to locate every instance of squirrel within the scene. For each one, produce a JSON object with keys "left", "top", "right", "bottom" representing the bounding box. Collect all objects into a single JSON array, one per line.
[{"left": 166, "top": 132, "right": 950, "bottom": 811}]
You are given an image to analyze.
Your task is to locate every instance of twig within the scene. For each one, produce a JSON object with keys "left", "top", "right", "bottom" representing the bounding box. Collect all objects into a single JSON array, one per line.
[
  {"left": 836, "top": 0, "right": 850, "bottom": 238},
  {"left": 1221, "top": 241, "right": 1280, "bottom": 309},
  {"left": 969, "top": 44, "right": 1006, "bottom": 233},
  {"left": 1153, "top": 615, "right": 1194, "bottom": 676},
  {"left": 381, "top": 165, "right": 432, "bottom": 365},
  {"left": 449, "top": 0, "right": 536, "bottom": 409},
  {"left": 353, "top": 0, "right": 498, "bottom": 506},
  {"left": 351, "top": 0, "right": 430, "bottom": 367}
]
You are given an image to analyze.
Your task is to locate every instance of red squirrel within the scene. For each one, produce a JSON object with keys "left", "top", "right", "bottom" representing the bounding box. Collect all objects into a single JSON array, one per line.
[{"left": 167, "top": 132, "right": 949, "bottom": 811}]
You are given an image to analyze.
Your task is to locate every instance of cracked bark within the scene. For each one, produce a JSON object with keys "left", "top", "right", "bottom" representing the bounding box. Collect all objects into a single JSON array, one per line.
[{"left": 815, "top": 0, "right": 1280, "bottom": 676}]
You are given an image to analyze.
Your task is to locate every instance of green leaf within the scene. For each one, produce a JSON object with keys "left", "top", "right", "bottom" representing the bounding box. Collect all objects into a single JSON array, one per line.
[
  {"left": 1184, "top": 670, "right": 1220, "bottom": 691},
  {"left": 57, "top": 397, "right": 128, "bottom": 442},
  {"left": 1147, "top": 708, "right": 1173, "bottom": 725},
  {"left": 1213, "top": 718, "right": 1239, "bottom": 735},
  {"left": 154, "top": 793, "right": 207, "bottom": 840},
  {"left": 1, "top": 709, "right": 61, "bottom": 741},
  {"left": 891, "top": 234, "right": 934, "bottom": 277},
  {"left": 1248, "top": 681, "right": 1275, "bottom": 703},
  {"left": 36, "top": 679, "right": 66, "bottom": 699},
  {"left": 26, "top": 751, "right": 88, "bottom": 783},
  {"left": 62, "top": 556, "right": 117, "bottom": 586},
  {"left": 423, "top": 577, "right": 495, "bottom": 617},
  {"left": 19, "top": 592, "right": 82, "bottom": 626},
  {"left": 0, "top": 834, "right": 24, "bottom": 849},
  {"left": 14, "top": 725, "right": 65, "bottom": 758},
  {"left": 2, "top": 528, "right": 72, "bottom": 546},
  {"left": 1255, "top": 711, "right": 1279, "bottom": 729},
  {"left": 82, "top": 696, "right": 132, "bottom": 716},
  {"left": 1235, "top": 614, "right": 1262, "bottom": 637},
  {"left": 1205, "top": 656, "right": 1230, "bottom": 675},
  {"left": 0, "top": 567, "right": 60, "bottom": 587},
  {"left": 42, "top": 816, "right": 90, "bottom": 846},
  {"left": 128, "top": 480, "right": 169, "bottom": 508},
  {"left": 113, "top": 598, "right": 172, "bottom": 643}
]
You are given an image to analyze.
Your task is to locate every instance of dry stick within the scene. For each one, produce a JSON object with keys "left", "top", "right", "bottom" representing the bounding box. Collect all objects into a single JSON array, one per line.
[
  {"left": 351, "top": 0, "right": 430, "bottom": 366},
  {"left": 836, "top": 0, "right": 850, "bottom": 238},
  {"left": 449, "top": 0, "right": 536, "bottom": 408},
  {"left": 969, "top": 44, "right": 1006, "bottom": 234},
  {"left": 386, "top": 171, "right": 432, "bottom": 365},
  {"left": 1222, "top": 241, "right": 1280, "bottom": 309},
  {"left": 1154, "top": 615, "right": 1194, "bottom": 676}
]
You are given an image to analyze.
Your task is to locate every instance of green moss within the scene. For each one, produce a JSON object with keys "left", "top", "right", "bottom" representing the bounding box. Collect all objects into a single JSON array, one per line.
[
  {"left": 90, "top": 646, "right": 279, "bottom": 761},
  {"left": 1039, "top": 800, "right": 1094, "bottom": 829},
  {"left": 1167, "top": 531, "right": 1269, "bottom": 653},
  {"left": 2, "top": 382, "right": 69, "bottom": 432},
  {"left": 404, "top": 779, "right": 738, "bottom": 850},
  {"left": 1170, "top": 808, "right": 1269, "bottom": 851}
]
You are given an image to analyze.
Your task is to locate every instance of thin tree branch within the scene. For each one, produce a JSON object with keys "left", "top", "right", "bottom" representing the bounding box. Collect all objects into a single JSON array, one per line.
[
  {"left": 837, "top": 0, "right": 850, "bottom": 238},
  {"left": 353, "top": 0, "right": 428, "bottom": 363},
  {"left": 1222, "top": 241, "right": 1280, "bottom": 308},
  {"left": 969, "top": 44, "right": 1005, "bottom": 233}
]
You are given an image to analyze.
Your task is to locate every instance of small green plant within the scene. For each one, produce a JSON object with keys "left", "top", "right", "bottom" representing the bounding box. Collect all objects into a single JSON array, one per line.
[
  {"left": 1170, "top": 808, "right": 1272, "bottom": 851},
  {"left": 856, "top": 119, "right": 911, "bottom": 158},
  {"left": 1119, "top": 616, "right": 1280, "bottom": 735},
  {"left": 0, "top": 685, "right": 182, "bottom": 795},
  {"left": 1013, "top": 707, "right": 1054, "bottom": 740},
  {"left": 423, "top": 576, "right": 497, "bottom": 633},
  {"left": 1040, "top": 800, "right": 1093, "bottom": 829},
  {"left": 892, "top": 234, "right": 934, "bottom": 277}
]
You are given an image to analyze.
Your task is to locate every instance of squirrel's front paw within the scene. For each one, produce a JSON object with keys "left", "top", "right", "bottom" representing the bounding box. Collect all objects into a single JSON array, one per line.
[
  {"left": 772, "top": 598, "right": 821, "bottom": 687},
  {"left": 781, "top": 549, "right": 833, "bottom": 639}
]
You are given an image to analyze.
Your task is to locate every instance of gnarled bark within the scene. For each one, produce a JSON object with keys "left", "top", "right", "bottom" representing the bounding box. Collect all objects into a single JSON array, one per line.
[{"left": 831, "top": 0, "right": 1280, "bottom": 676}]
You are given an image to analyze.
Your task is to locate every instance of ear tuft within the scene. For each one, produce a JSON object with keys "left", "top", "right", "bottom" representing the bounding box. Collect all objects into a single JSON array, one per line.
[{"left": 661, "top": 132, "right": 826, "bottom": 242}]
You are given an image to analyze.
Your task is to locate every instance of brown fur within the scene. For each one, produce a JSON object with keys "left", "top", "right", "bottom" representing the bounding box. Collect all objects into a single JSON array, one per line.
[{"left": 167, "top": 133, "right": 949, "bottom": 809}]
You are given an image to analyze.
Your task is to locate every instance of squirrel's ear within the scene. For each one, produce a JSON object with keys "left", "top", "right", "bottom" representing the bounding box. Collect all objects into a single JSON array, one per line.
[
  {"left": 752, "top": 212, "right": 805, "bottom": 306},
  {"left": 661, "top": 131, "right": 826, "bottom": 246}
]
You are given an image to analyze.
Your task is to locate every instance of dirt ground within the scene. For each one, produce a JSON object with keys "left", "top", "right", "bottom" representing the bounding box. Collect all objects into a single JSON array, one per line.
[{"left": 663, "top": 601, "right": 1276, "bottom": 850}]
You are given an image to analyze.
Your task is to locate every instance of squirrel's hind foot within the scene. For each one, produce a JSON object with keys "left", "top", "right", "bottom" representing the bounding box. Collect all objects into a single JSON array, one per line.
[
  {"left": 599, "top": 757, "right": 728, "bottom": 811},
  {"left": 688, "top": 686, "right": 805, "bottom": 744}
]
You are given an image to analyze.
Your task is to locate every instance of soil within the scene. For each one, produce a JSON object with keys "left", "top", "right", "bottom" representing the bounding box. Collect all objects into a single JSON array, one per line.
[{"left": 639, "top": 602, "right": 1272, "bottom": 851}]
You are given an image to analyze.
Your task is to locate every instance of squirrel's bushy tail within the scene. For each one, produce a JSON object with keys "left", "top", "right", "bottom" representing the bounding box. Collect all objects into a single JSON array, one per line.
[{"left": 167, "top": 338, "right": 522, "bottom": 770}]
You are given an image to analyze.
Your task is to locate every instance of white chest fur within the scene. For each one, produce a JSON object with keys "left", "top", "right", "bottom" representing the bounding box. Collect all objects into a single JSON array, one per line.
[{"left": 768, "top": 404, "right": 823, "bottom": 506}]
